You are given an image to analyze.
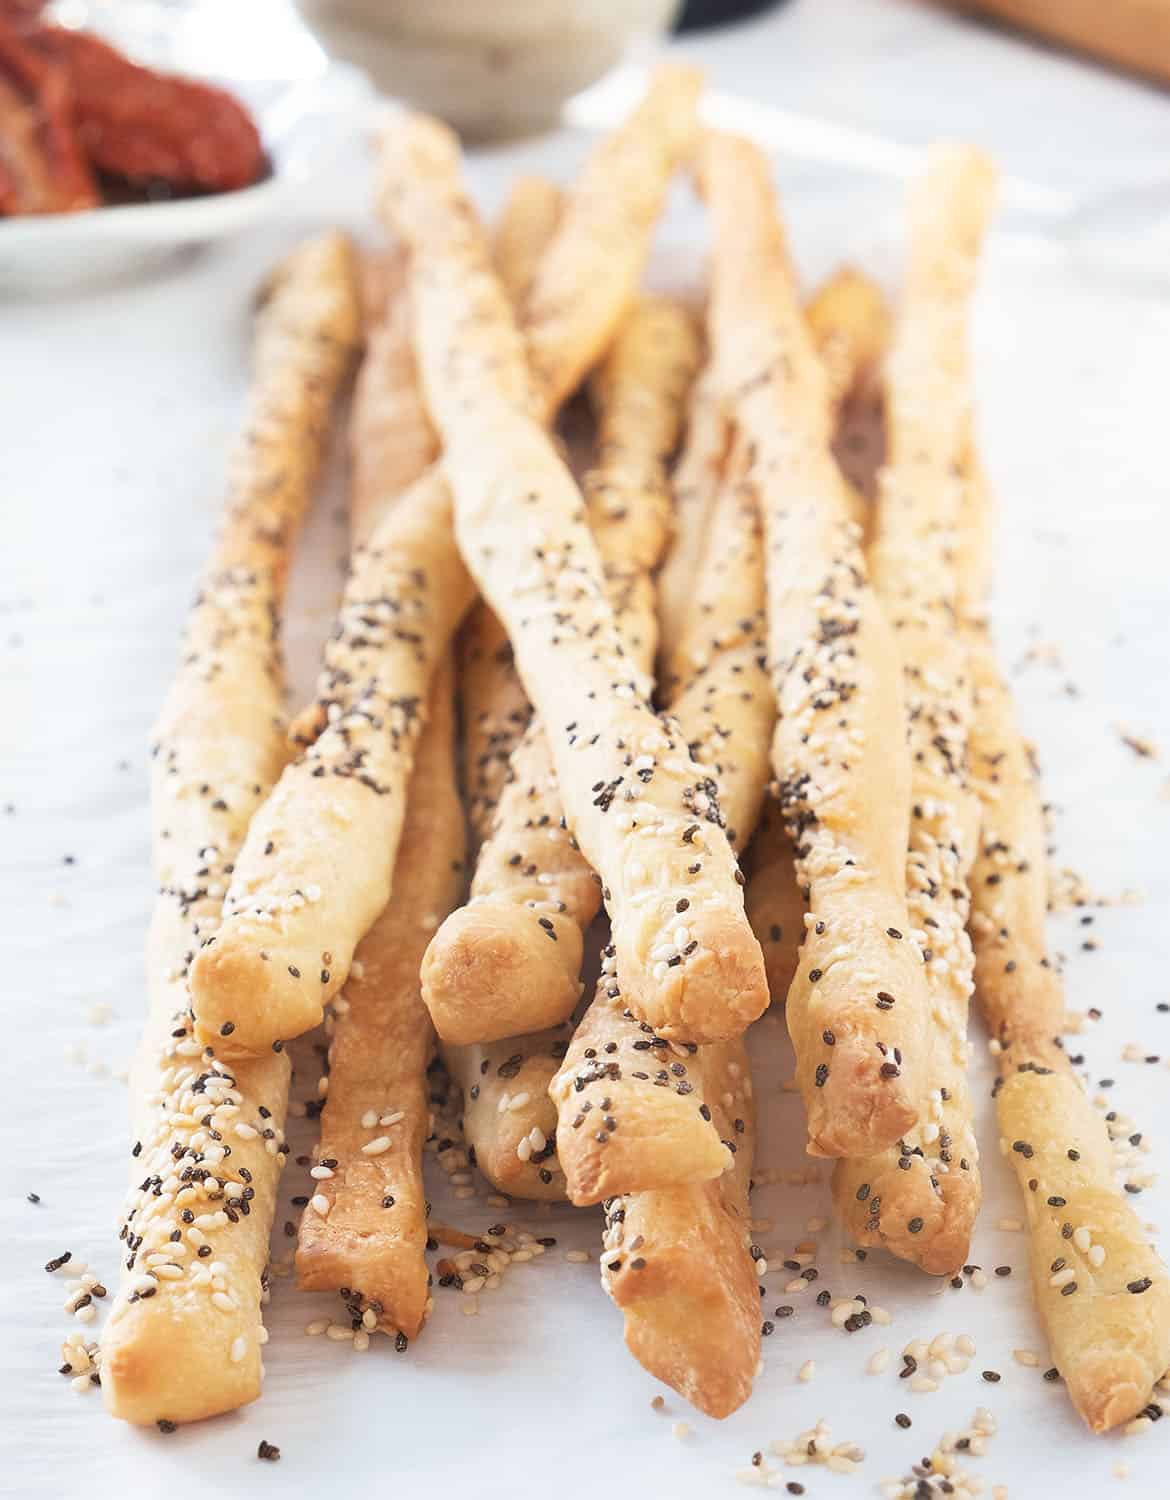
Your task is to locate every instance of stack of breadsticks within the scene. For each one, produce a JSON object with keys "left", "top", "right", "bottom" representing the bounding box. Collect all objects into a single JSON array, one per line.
[{"left": 100, "top": 65, "right": 1170, "bottom": 1437}]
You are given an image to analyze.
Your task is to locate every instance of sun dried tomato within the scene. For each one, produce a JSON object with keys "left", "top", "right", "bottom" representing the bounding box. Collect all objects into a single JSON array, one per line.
[
  {"left": 30, "top": 27, "right": 264, "bottom": 195},
  {"left": 0, "top": 18, "right": 98, "bottom": 214}
]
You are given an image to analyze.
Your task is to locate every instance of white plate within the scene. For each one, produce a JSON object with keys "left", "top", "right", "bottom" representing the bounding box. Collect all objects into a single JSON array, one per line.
[{"left": 0, "top": 64, "right": 374, "bottom": 294}]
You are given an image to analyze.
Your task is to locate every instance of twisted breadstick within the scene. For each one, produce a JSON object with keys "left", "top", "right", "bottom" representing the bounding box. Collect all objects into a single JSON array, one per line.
[
  {"left": 957, "top": 463, "right": 1170, "bottom": 1430},
  {"left": 654, "top": 366, "right": 728, "bottom": 669},
  {"left": 601, "top": 1037, "right": 759, "bottom": 1417},
  {"left": 459, "top": 177, "right": 564, "bottom": 848},
  {"left": 425, "top": 298, "right": 700, "bottom": 1047},
  {"left": 700, "top": 130, "right": 928, "bottom": 1155},
  {"left": 831, "top": 146, "right": 995, "bottom": 1273},
  {"left": 190, "top": 465, "right": 476, "bottom": 1055},
  {"left": 743, "top": 267, "right": 891, "bottom": 994},
  {"left": 440, "top": 181, "right": 565, "bottom": 1198},
  {"left": 553, "top": 439, "right": 772, "bottom": 1201},
  {"left": 349, "top": 249, "right": 439, "bottom": 547},
  {"left": 392, "top": 119, "right": 765, "bottom": 1045},
  {"left": 521, "top": 63, "right": 702, "bottom": 415},
  {"left": 295, "top": 659, "right": 463, "bottom": 1338},
  {"left": 102, "top": 233, "right": 359, "bottom": 1425}
]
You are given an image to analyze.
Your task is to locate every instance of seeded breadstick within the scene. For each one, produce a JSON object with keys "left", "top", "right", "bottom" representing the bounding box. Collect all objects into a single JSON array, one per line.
[
  {"left": 954, "top": 469, "right": 1170, "bottom": 1430},
  {"left": 387, "top": 115, "right": 766, "bottom": 1047},
  {"left": 459, "top": 178, "right": 564, "bottom": 846},
  {"left": 521, "top": 62, "right": 702, "bottom": 415},
  {"left": 349, "top": 249, "right": 439, "bottom": 548},
  {"left": 439, "top": 1027, "right": 570, "bottom": 1201},
  {"left": 601, "top": 1037, "right": 759, "bottom": 1417},
  {"left": 190, "top": 460, "right": 475, "bottom": 1056},
  {"left": 295, "top": 659, "right": 462, "bottom": 1337},
  {"left": 102, "top": 232, "right": 359, "bottom": 1425},
  {"left": 700, "top": 129, "right": 929, "bottom": 1154},
  {"left": 426, "top": 299, "right": 700, "bottom": 1047},
  {"left": 551, "top": 979, "right": 738, "bottom": 1204},
  {"left": 831, "top": 147, "right": 996, "bottom": 1272},
  {"left": 744, "top": 269, "right": 893, "bottom": 998}
]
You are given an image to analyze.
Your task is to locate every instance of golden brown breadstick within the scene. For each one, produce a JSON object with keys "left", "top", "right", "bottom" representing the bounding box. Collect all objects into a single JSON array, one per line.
[
  {"left": 805, "top": 265, "right": 892, "bottom": 416},
  {"left": 522, "top": 62, "right": 702, "bottom": 415},
  {"left": 387, "top": 115, "right": 766, "bottom": 1047},
  {"left": 102, "top": 232, "right": 359, "bottom": 1425},
  {"left": 956, "top": 464, "right": 1170, "bottom": 1431},
  {"left": 426, "top": 299, "right": 700, "bottom": 1047},
  {"left": 700, "top": 129, "right": 928, "bottom": 1155},
  {"left": 439, "top": 1027, "right": 570, "bottom": 1202},
  {"left": 551, "top": 980, "right": 738, "bottom": 1204},
  {"left": 295, "top": 659, "right": 463, "bottom": 1338},
  {"left": 458, "top": 178, "right": 564, "bottom": 846},
  {"left": 601, "top": 1037, "right": 759, "bottom": 1417},
  {"left": 349, "top": 249, "right": 439, "bottom": 548},
  {"left": 655, "top": 367, "right": 728, "bottom": 669},
  {"left": 190, "top": 462, "right": 475, "bottom": 1057},
  {"left": 493, "top": 174, "right": 564, "bottom": 308},
  {"left": 831, "top": 146, "right": 996, "bottom": 1272},
  {"left": 744, "top": 799, "right": 807, "bottom": 1006}
]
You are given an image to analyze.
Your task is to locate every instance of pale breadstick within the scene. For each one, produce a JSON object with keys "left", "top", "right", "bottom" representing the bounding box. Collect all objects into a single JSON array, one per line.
[
  {"left": 805, "top": 265, "right": 892, "bottom": 416},
  {"left": 957, "top": 468, "right": 1170, "bottom": 1431},
  {"left": 831, "top": 146, "right": 996, "bottom": 1272},
  {"left": 601, "top": 1037, "right": 759, "bottom": 1417},
  {"left": 387, "top": 116, "right": 766, "bottom": 1046},
  {"left": 459, "top": 178, "right": 564, "bottom": 845},
  {"left": 439, "top": 1028, "right": 570, "bottom": 1202},
  {"left": 349, "top": 249, "right": 439, "bottom": 548},
  {"left": 425, "top": 299, "right": 700, "bottom": 1047},
  {"left": 190, "top": 463, "right": 476, "bottom": 1056},
  {"left": 295, "top": 659, "right": 463, "bottom": 1338},
  {"left": 521, "top": 62, "right": 702, "bottom": 415},
  {"left": 102, "top": 232, "right": 359, "bottom": 1425},
  {"left": 700, "top": 130, "right": 928, "bottom": 1154}
]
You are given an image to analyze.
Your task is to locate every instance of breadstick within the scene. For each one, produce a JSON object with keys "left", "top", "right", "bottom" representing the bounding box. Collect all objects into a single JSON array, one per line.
[
  {"left": 521, "top": 62, "right": 702, "bottom": 415},
  {"left": 349, "top": 249, "right": 439, "bottom": 547},
  {"left": 190, "top": 460, "right": 475, "bottom": 1057},
  {"left": 551, "top": 978, "right": 741, "bottom": 1204},
  {"left": 492, "top": 174, "right": 564, "bottom": 308},
  {"left": 655, "top": 367, "right": 728, "bottom": 668},
  {"left": 956, "top": 468, "right": 1170, "bottom": 1431},
  {"left": 425, "top": 298, "right": 700, "bottom": 1047},
  {"left": 743, "top": 265, "right": 893, "bottom": 994},
  {"left": 102, "top": 232, "right": 359, "bottom": 1425},
  {"left": 387, "top": 115, "right": 766, "bottom": 1046},
  {"left": 295, "top": 659, "right": 463, "bottom": 1338},
  {"left": 459, "top": 178, "right": 564, "bottom": 846},
  {"left": 601, "top": 1037, "right": 759, "bottom": 1417},
  {"left": 831, "top": 146, "right": 996, "bottom": 1272},
  {"left": 700, "top": 129, "right": 929, "bottom": 1155},
  {"left": 438, "top": 1027, "right": 570, "bottom": 1202}
]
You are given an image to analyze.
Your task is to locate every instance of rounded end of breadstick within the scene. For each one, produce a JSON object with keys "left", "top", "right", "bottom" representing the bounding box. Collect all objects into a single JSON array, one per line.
[
  {"left": 617, "top": 904, "right": 768, "bottom": 1044},
  {"left": 421, "top": 904, "right": 583, "bottom": 1046},
  {"left": 804, "top": 1035, "right": 920, "bottom": 1158},
  {"left": 190, "top": 929, "right": 326, "bottom": 1057},
  {"left": 101, "top": 1296, "right": 261, "bottom": 1425},
  {"left": 1071, "top": 1353, "right": 1158, "bottom": 1434}
]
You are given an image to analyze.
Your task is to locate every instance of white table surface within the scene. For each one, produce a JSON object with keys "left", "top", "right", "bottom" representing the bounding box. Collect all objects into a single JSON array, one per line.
[{"left": 5, "top": 1, "right": 1170, "bottom": 1495}]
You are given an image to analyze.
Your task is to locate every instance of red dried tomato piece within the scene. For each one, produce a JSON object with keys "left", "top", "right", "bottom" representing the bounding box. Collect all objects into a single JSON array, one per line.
[
  {"left": 0, "top": 18, "right": 98, "bottom": 214},
  {"left": 32, "top": 27, "right": 265, "bottom": 194}
]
